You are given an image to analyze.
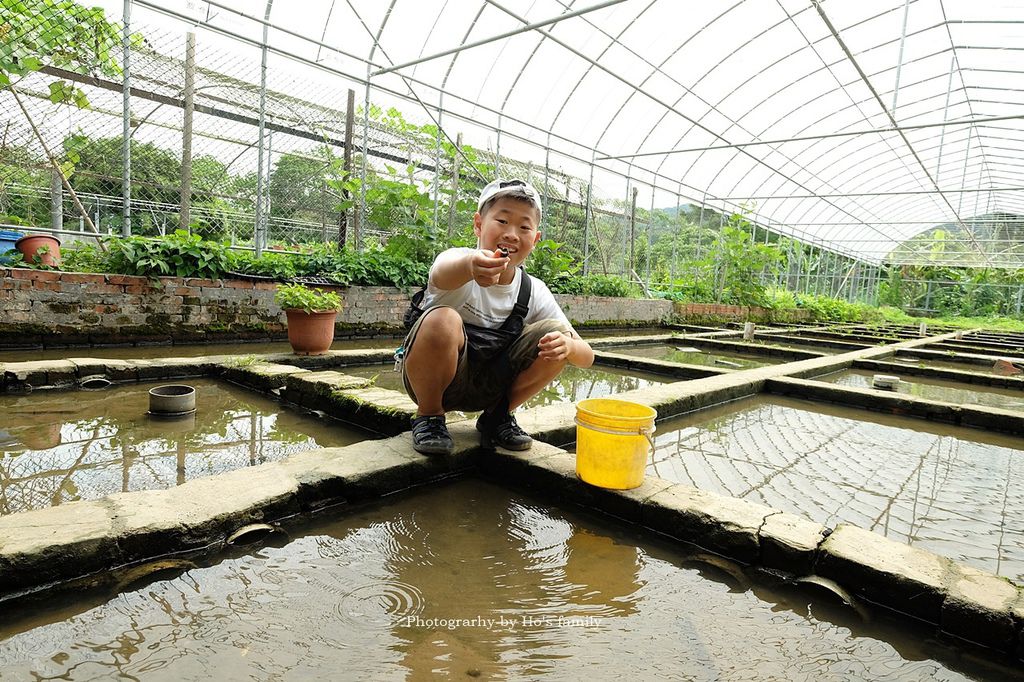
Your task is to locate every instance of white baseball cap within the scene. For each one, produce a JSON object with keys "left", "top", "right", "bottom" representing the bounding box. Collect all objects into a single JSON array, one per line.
[{"left": 477, "top": 179, "right": 543, "bottom": 218}]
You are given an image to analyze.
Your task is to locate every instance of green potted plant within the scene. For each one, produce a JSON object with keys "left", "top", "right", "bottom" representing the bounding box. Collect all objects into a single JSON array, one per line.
[
  {"left": 15, "top": 233, "right": 61, "bottom": 267},
  {"left": 274, "top": 283, "right": 342, "bottom": 355}
]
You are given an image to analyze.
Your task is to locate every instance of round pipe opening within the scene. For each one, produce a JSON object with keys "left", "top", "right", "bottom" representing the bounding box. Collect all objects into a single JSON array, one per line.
[
  {"left": 79, "top": 375, "right": 113, "bottom": 390},
  {"left": 148, "top": 384, "right": 197, "bottom": 416}
]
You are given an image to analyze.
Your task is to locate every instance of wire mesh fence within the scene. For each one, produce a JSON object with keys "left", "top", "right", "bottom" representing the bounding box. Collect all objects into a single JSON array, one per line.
[{"left": 3, "top": 1, "right": 1010, "bottom": 313}]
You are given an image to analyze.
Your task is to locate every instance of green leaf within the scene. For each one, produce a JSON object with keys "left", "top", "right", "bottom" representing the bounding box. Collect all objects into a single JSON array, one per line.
[{"left": 72, "top": 87, "right": 89, "bottom": 109}]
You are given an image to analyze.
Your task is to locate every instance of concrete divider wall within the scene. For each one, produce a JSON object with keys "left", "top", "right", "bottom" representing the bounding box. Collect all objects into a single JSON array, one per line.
[
  {"left": 0, "top": 269, "right": 676, "bottom": 346},
  {"left": 2, "top": 334, "right": 1024, "bottom": 661}
]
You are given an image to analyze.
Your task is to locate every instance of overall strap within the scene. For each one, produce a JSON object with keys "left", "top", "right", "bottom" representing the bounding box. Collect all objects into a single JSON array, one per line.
[{"left": 504, "top": 266, "right": 532, "bottom": 327}]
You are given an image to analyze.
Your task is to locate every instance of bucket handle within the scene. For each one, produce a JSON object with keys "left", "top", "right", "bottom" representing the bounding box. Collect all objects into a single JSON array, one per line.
[{"left": 573, "top": 417, "right": 657, "bottom": 453}]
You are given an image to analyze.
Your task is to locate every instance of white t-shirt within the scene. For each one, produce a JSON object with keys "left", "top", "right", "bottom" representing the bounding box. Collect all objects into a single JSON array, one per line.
[{"left": 423, "top": 247, "right": 574, "bottom": 331}]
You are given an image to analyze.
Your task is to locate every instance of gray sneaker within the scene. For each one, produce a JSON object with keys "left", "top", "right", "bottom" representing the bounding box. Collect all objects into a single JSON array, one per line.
[
  {"left": 411, "top": 415, "right": 454, "bottom": 455},
  {"left": 476, "top": 410, "right": 533, "bottom": 451}
]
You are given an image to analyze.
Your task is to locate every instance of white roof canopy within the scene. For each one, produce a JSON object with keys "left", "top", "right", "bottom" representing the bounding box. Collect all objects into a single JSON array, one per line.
[{"left": 127, "top": 0, "right": 1024, "bottom": 266}]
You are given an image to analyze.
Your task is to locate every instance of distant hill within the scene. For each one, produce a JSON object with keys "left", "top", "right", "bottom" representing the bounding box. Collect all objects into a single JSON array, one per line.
[{"left": 887, "top": 212, "right": 1024, "bottom": 266}]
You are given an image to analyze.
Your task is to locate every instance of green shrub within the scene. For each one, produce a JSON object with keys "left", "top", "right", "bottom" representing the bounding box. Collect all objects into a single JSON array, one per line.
[
  {"left": 763, "top": 287, "right": 797, "bottom": 310},
  {"left": 227, "top": 250, "right": 299, "bottom": 280},
  {"left": 552, "top": 273, "right": 637, "bottom": 298},
  {"left": 274, "top": 283, "right": 341, "bottom": 312},
  {"left": 795, "top": 293, "right": 882, "bottom": 323},
  {"left": 61, "top": 241, "right": 113, "bottom": 273},
  {"left": 106, "top": 230, "right": 231, "bottom": 279}
]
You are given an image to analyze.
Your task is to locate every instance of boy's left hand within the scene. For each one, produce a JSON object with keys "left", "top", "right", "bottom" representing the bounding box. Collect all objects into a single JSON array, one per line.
[{"left": 538, "top": 331, "right": 572, "bottom": 362}]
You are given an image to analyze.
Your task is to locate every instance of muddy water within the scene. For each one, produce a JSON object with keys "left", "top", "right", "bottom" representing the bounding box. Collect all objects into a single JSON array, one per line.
[
  {"left": 342, "top": 363, "right": 670, "bottom": 409},
  {"left": 0, "top": 338, "right": 401, "bottom": 363},
  {"left": 0, "top": 479, "right": 1012, "bottom": 681},
  {"left": 755, "top": 339, "right": 847, "bottom": 355},
  {"left": 893, "top": 355, "right": 1010, "bottom": 375},
  {"left": 816, "top": 368, "right": 1024, "bottom": 412},
  {"left": 0, "top": 378, "right": 372, "bottom": 515},
  {"left": 579, "top": 327, "right": 667, "bottom": 338},
  {"left": 649, "top": 395, "right": 1024, "bottom": 582},
  {"left": 613, "top": 343, "right": 784, "bottom": 368},
  {"left": 0, "top": 334, "right": 664, "bottom": 364}
]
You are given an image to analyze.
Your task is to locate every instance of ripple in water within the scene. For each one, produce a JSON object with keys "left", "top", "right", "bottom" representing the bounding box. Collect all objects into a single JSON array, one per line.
[{"left": 335, "top": 581, "right": 425, "bottom": 627}]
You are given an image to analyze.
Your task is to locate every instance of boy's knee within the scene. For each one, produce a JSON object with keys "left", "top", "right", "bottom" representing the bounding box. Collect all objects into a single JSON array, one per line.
[
  {"left": 407, "top": 306, "right": 464, "bottom": 355},
  {"left": 418, "top": 307, "right": 462, "bottom": 338},
  {"left": 525, "top": 318, "right": 571, "bottom": 336}
]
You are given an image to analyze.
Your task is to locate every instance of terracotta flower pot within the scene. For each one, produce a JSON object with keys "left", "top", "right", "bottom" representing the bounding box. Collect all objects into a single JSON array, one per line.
[
  {"left": 285, "top": 308, "right": 338, "bottom": 355},
  {"left": 15, "top": 234, "right": 61, "bottom": 267}
]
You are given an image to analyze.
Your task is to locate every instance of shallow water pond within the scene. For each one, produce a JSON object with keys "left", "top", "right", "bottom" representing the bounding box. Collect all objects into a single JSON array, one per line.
[
  {"left": 342, "top": 363, "right": 670, "bottom": 408},
  {"left": 646, "top": 395, "right": 1024, "bottom": 582},
  {"left": 815, "top": 368, "right": 1024, "bottom": 412},
  {"left": 0, "top": 479, "right": 1012, "bottom": 681},
  {"left": 0, "top": 378, "right": 373, "bottom": 514},
  {"left": 611, "top": 343, "right": 784, "bottom": 368},
  {"left": 0, "top": 337, "right": 400, "bottom": 363}
]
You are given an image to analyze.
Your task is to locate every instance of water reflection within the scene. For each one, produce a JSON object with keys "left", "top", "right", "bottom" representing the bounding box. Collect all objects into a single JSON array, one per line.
[
  {"left": 0, "top": 480, "right": 1008, "bottom": 680},
  {"left": 381, "top": 491, "right": 642, "bottom": 677},
  {"left": 342, "top": 364, "right": 668, "bottom": 408},
  {"left": 614, "top": 343, "right": 781, "bottom": 368},
  {"left": 0, "top": 379, "right": 371, "bottom": 514},
  {"left": 648, "top": 394, "right": 1024, "bottom": 582},
  {"left": 0, "top": 337, "right": 401, "bottom": 363},
  {"left": 818, "top": 368, "right": 1024, "bottom": 412}
]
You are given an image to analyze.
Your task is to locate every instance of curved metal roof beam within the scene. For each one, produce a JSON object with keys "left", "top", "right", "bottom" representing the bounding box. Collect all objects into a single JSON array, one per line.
[
  {"left": 634, "top": 23, "right": 960, "bottom": 248},
  {"left": 714, "top": 2, "right": 949, "bottom": 242},
  {"left": 757, "top": 79, "right": 970, "bottom": 237},
  {"left": 811, "top": 0, "right": 993, "bottom": 266},
  {"left": 936, "top": 0, "right": 998, "bottom": 206},
  {"left": 545, "top": 0, "right": 662, "bottom": 143},
  {"left": 768, "top": 106, "right": 974, "bottom": 226},
  {"left": 632, "top": 5, "right": 931, "bottom": 251},
  {"left": 374, "top": 0, "right": 628, "bottom": 76},
  {"left": 733, "top": 82, "right": 965, "bottom": 231}
]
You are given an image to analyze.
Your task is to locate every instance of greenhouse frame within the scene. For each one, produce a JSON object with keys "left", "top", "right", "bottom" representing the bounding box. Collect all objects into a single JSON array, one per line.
[{"left": 3, "top": 0, "right": 1024, "bottom": 315}]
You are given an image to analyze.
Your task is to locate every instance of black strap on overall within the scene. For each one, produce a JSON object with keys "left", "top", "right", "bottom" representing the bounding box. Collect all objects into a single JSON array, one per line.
[{"left": 404, "top": 266, "right": 532, "bottom": 365}]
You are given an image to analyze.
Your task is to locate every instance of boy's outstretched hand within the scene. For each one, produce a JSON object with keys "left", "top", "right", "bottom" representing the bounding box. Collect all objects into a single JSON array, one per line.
[
  {"left": 469, "top": 249, "right": 509, "bottom": 287},
  {"left": 538, "top": 330, "right": 572, "bottom": 362}
]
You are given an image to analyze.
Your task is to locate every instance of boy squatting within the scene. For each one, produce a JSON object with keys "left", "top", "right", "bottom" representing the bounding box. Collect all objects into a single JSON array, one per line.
[{"left": 400, "top": 179, "right": 595, "bottom": 455}]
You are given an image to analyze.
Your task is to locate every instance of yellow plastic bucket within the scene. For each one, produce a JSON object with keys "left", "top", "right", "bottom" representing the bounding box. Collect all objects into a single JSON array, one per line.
[{"left": 574, "top": 398, "right": 657, "bottom": 490}]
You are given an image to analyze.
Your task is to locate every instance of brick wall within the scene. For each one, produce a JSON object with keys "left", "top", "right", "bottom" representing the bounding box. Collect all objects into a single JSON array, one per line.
[
  {"left": 0, "top": 269, "right": 814, "bottom": 348},
  {"left": 0, "top": 269, "right": 675, "bottom": 347}
]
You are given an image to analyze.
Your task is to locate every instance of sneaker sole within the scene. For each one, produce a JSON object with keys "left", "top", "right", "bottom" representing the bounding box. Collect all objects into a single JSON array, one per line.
[
  {"left": 479, "top": 433, "right": 532, "bottom": 451},
  {"left": 413, "top": 442, "right": 454, "bottom": 456}
]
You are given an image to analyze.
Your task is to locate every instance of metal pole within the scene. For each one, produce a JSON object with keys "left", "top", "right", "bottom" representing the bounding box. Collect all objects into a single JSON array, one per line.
[
  {"left": 372, "top": 0, "right": 627, "bottom": 76},
  {"left": 543, "top": 133, "right": 551, "bottom": 235},
  {"left": 495, "top": 114, "right": 502, "bottom": 177},
  {"left": 359, "top": 63, "right": 371, "bottom": 251},
  {"left": 50, "top": 168, "right": 63, "bottom": 233},
  {"left": 670, "top": 184, "right": 681, "bottom": 293},
  {"left": 447, "top": 132, "right": 462, "bottom": 238},
  {"left": 561, "top": 180, "right": 569, "bottom": 246},
  {"left": 179, "top": 31, "right": 196, "bottom": 232},
  {"left": 646, "top": 189, "right": 654, "bottom": 290},
  {"left": 628, "top": 185, "right": 637, "bottom": 276},
  {"left": 341, "top": 87, "right": 355, "bottom": 247},
  {"left": 121, "top": 0, "right": 132, "bottom": 237},
  {"left": 432, "top": 92, "right": 443, "bottom": 233},
  {"left": 584, "top": 151, "right": 594, "bottom": 276},
  {"left": 891, "top": 0, "right": 911, "bottom": 116},
  {"left": 934, "top": 55, "right": 957, "bottom": 181},
  {"left": 253, "top": 0, "right": 274, "bottom": 256}
]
